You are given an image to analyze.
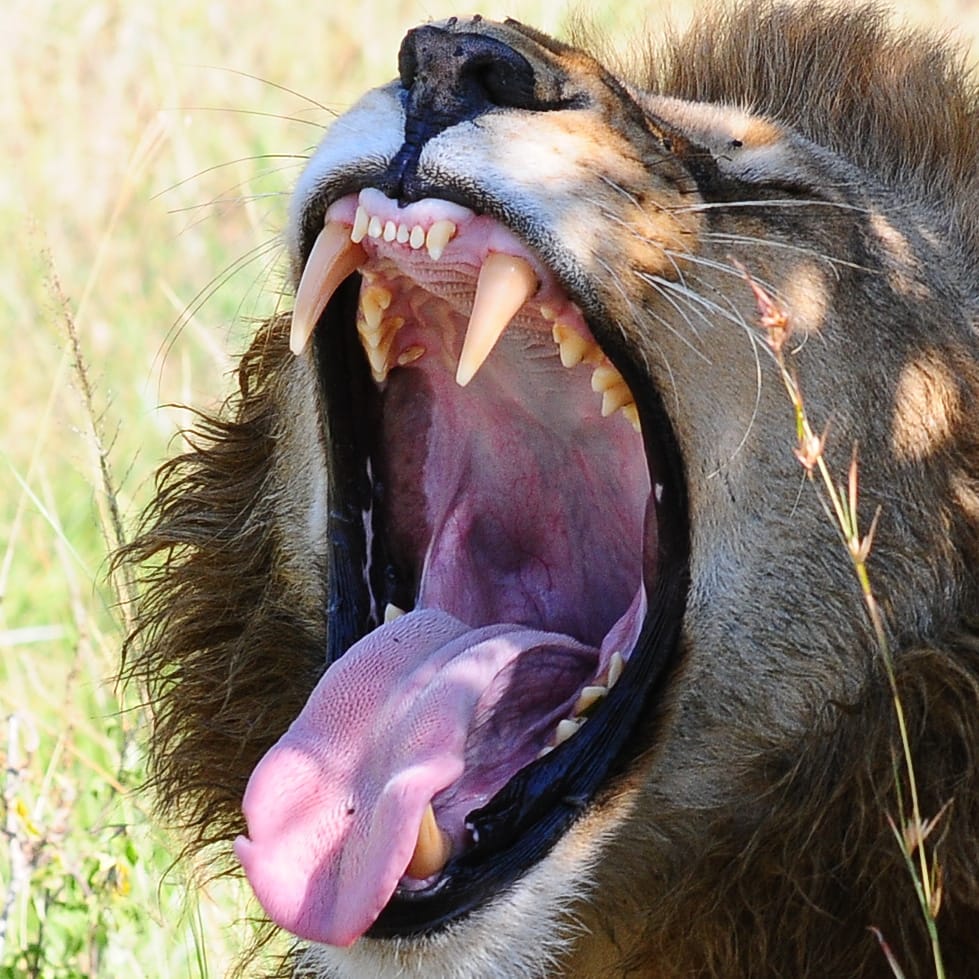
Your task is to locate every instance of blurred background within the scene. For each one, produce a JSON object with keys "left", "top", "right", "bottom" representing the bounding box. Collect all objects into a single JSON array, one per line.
[{"left": 1, "top": 0, "right": 976, "bottom": 975}]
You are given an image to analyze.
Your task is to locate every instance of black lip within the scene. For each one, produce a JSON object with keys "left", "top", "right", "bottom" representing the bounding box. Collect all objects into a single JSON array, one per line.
[{"left": 307, "top": 190, "right": 691, "bottom": 937}]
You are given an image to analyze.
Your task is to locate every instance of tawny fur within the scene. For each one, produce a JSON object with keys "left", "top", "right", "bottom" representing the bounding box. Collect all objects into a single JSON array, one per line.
[{"left": 124, "top": 3, "right": 979, "bottom": 976}]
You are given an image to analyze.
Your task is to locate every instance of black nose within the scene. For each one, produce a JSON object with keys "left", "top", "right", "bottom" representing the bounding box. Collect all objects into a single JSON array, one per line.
[
  {"left": 379, "top": 25, "right": 537, "bottom": 202},
  {"left": 398, "top": 25, "right": 537, "bottom": 131}
]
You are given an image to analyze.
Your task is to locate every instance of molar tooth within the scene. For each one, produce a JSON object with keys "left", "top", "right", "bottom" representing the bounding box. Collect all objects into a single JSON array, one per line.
[
  {"left": 397, "top": 344, "right": 426, "bottom": 367},
  {"left": 601, "top": 383, "right": 633, "bottom": 418},
  {"left": 351, "top": 206, "right": 369, "bottom": 244},
  {"left": 555, "top": 718, "right": 584, "bottom": 746},
  {"left": 574, "top": 685, "right": 608, "bottom": 716},
  {"left": 396, "top": 223, "right": 410, "bottom": 244},
  {"left": 290, "top": 222, "right": 367, "bottom": 355},
  {"left": 552, "top": 323, "right": 592, "bottom": 369},
  {"left": 360, "top": 284, "right": 392, "bottom": 333},
  {"left": 409, "top": 225, "right": 426, "bottom": 249},
  {"left": 383, "top": 603, "right": 406, "bottom": 624},
  {"left": 367, "top": 215, "right": 384, "bottom": 239},
  {"left": 607, "top": 651, "right": 625, "bottom": 688},
  {"left": 622, "top": 403, "right": 641, "bottom": 433},
  {"left": 456, "top": 253, "right": 538, "bottom": 387},
  {"left": 406, "top": 804, "right": 451, "bottom": 879},
  {"left": 591, "top": 363, "right": 624, "bottom": 394},
  {"left": 425, "top": 219, "right": 457, "bottom": 261},
  {"left": 360, "top": 316, "right": 405, "bottom": 381}
]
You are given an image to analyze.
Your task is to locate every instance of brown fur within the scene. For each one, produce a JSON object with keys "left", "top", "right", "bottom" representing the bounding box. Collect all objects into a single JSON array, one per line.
[{"left": 124, "top": 3, "right": 979, "bottom": 976}]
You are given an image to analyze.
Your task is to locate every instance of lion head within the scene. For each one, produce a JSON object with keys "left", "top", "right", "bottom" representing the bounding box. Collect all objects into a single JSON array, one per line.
[{"left": 127, "top": 3, "right": 979, "bottom": 976}]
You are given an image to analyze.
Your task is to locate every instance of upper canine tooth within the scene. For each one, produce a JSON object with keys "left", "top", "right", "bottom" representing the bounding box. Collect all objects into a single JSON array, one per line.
[
  {"left": 456, "top": 253, "right": 538, "bottom": 387},
  {"left": 290, "top": 222, "right": 367, "bottom": 355},
  {"left": 425, "top": 220, "right": 457, "bottom": 261}
]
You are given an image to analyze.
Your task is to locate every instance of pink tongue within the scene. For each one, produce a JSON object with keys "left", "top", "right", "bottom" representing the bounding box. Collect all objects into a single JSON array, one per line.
[{"left": 234, "top": 608, "right": 579, "bottom": 947}]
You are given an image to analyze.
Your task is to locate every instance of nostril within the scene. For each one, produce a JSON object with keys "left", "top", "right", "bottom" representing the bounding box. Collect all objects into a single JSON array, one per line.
[{"left": 397, "top": 26, "right": 538, "bottom": 123}]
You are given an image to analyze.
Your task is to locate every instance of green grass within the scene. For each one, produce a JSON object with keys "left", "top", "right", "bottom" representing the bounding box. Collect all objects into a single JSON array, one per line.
[{"left": 2, "top": 0, "right": 974, "bottom": 975}]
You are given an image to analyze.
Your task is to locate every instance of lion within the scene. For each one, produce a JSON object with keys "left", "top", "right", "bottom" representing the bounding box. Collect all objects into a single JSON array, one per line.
[{"left": 125, "top": 2, "right": 979, "bottom": 977}]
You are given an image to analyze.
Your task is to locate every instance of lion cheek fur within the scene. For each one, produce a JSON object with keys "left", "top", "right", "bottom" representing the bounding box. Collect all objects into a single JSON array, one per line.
[{"left": 125, "top": 4, "right": 979, "bottom": 978}]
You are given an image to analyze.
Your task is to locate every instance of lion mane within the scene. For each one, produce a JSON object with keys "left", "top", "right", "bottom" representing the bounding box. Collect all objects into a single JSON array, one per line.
[{"left": 125, "top": 3, "right": 979, "bottom": 977}]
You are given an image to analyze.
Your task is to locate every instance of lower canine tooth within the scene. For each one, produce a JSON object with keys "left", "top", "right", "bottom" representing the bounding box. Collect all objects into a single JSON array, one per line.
[
  {"left": 290, "top": 223, "right": 367, "bottom": 355},
  {"left": 456, "top": 253, "right": 538, "bottom": 387},
  {"left": 406, "top": 804, "right": 451, "bottom": 879}
]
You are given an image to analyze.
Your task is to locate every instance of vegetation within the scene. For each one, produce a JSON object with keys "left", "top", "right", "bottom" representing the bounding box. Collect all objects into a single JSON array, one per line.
[{"left": 1, "top": 0, "right": 973, "bottom": 975}]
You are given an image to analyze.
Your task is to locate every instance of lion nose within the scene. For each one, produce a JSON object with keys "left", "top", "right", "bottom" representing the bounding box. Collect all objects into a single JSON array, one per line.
[
  {"left": 381, "top": 24, "right": 538, "bottom": 201},
  {"left": 398, "top": 24, "right": 537, "bottom": 130}
]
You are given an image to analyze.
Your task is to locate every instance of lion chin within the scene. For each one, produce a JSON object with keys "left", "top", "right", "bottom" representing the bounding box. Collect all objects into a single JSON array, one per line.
[{"left": 125, "top": 3, "right": 979, "bottom": 977}]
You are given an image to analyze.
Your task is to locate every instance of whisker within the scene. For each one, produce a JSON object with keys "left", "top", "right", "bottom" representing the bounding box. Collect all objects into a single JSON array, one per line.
[
  {"left": 152, "top": 155, "right": 308, "bottom": 201},
  {"left": 184, "top": 63, "right": 339, "bottom": 116}
]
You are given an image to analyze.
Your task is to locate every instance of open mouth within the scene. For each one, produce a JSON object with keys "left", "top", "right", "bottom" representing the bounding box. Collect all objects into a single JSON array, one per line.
[{"left": 234, "top": 186, "right": 689, "bottom": 945}]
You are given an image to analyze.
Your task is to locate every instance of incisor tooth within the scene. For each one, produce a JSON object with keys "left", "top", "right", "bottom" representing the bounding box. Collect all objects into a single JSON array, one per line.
[
  {"left": 456, "top": 253, "right": 538, "bottom": 387},
  {"left": 396, "top": 223, "right": 410, "bottom": 244},
  {"left": 425, "top": 220, "right": 457, "bottom": 261},
  {"left": 367, "top": 215, "right": 383, "bottom": 239},
  {"left": 409, "top": 225, "right": 425, "bottom": 249},
  {"left": 383, "top": 220, "right": 397, "bottom": 242},
  {"left": 290, "top": 223, "right": 367, "bottom": 355},
  {"left": 351, "top": 206, "right": 369, "bottom": 244},
  {"left": 406, "top": 804, "right": 451, "bottom": 879}
]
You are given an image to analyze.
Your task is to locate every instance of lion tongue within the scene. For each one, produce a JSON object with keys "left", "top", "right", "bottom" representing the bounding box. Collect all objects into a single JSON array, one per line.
[{"left": 234, "top": 608, "right": 586, "bottom": 948}]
